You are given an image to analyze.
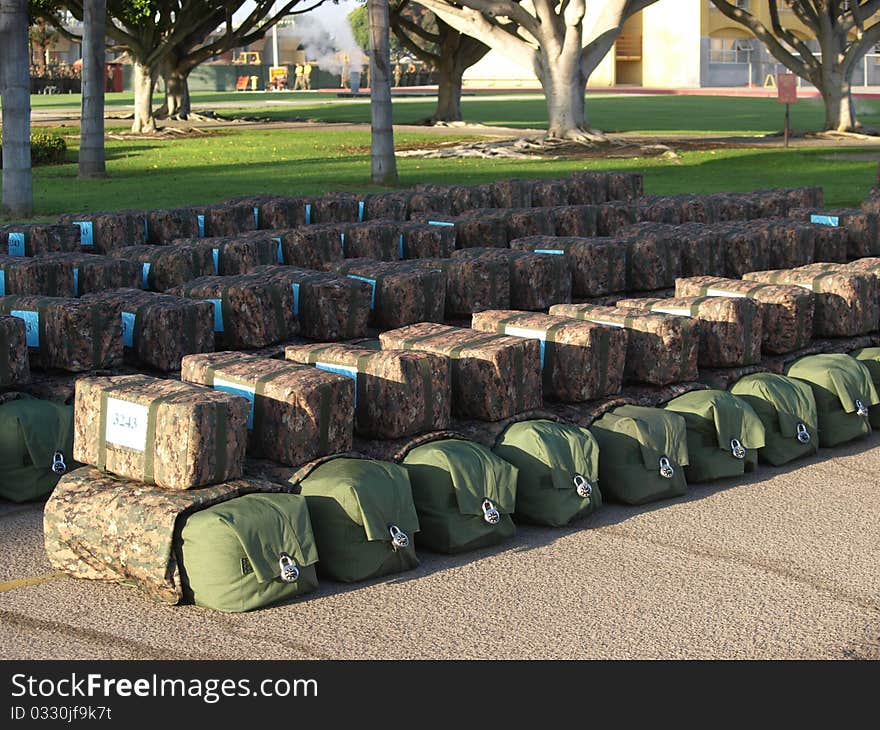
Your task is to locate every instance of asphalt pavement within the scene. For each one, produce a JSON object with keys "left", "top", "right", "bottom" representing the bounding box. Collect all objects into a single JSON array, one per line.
[{"left": 1, "top": 432, "right": 878, "bottom": 660}]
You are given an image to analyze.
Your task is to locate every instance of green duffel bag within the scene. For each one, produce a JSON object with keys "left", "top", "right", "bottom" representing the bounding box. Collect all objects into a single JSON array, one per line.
[
  {"left": 492, "top": 419, "right": 602, "bottom": 527},
  {"left": 729, "top": 373, "right": 819, "bottom": 466},
  {"left": 299, "top": 458, "right": 420, "bottom": 582},
  {"left": 0, "top": 395, "right": 76, "bottom": 502},
  {"left": 664, "top": 390, "right": 765, "bottom": 483},
  {"left": 590, "top": 405, "right": 689, "bottom": 505},
  {"left": 402, "top": 439, "right": 516, "bottom": 553},
  {"left": 177, "top": 493, "right": 319, "bottom": 613},
  {"left": 851, "top": 348, "right": 880, "bottom": 428},
  {"left": 786, "top": 354, "right": 878, "bottom": 447}
]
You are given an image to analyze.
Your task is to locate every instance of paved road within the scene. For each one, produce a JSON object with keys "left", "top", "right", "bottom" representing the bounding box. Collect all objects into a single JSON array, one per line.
[{"left": 1, "top": 431, "right": 878, "bottom": 660}]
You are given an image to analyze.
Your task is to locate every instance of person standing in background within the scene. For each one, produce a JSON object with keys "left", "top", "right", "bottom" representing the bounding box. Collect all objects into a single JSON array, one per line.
[
  {"left": 293, "top": 63, "right": 304, "bottom": 90},
  {"left": 303, "top": 62, "right": 313, "bottom": 90}
]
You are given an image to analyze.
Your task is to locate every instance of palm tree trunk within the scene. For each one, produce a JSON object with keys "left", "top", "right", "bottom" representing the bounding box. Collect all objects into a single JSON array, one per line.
[
  {"left": 368, "top": 0, "right": 398, "bottom": 185},
  {"left": 0, "top": 0, "right": 33, "bottom": 217},
  {"left": 79, "top": 0, "right": 107, "bottom": 178}
]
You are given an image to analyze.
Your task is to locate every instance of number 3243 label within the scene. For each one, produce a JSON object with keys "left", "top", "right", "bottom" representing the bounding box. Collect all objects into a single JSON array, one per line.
[{"left": 104, "top": 397, "right": 149, "bottom": 451}]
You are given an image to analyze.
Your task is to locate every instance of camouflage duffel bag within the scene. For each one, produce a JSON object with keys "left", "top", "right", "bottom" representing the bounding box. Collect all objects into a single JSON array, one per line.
[
  {"left": 298, "top": 458, "right": 420, "bottom": 583},
  {"left": 177, "top": 493, "right": 319, "bottom": 612},
  {"left": 663, "top": 390, "right": 765, "bottom": 483},
  {"left": 402, "top": 439, "right": 516, "bottom": 553},
  {"left": 0, "top": 394, "right": 76, "bottom": 502},
  {"left": 850, "top": 348, "right": 880, "bottom": 428},
  {"left": 590, "top": 405, "right": 689, "bottom": 505},
  {"left": 786, "top": 354, "right": 878, "bottom": 447},
  {"left": 729, "top": 373, "right": 818, "bottom": 466},
  {"left": 492, "top": 420, "right": 602, "bottom": 527}
]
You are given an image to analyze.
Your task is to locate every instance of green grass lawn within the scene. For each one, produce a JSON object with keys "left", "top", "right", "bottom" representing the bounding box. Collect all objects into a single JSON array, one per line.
[
  {"left": 211, "top": 93, "right": 880, "bottom": 136},
  {"left": 9, "top": 126, "right": 874, "bottom": 219}
]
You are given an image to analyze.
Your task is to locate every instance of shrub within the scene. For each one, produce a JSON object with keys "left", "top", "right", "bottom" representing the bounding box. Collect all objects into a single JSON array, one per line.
[{"left": 0, "top": 130, "right": 68, "bottom": 167}]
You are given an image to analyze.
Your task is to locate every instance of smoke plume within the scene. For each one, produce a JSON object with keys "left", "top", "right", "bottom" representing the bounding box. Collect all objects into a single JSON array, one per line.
[{"left": 292, "top": 11, "right": 366, "bottom": 73}]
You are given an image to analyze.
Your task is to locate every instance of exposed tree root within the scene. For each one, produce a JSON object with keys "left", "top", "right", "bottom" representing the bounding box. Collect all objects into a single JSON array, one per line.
[{"left": 545, "top": 126, "right": 609, "bottom": 144}]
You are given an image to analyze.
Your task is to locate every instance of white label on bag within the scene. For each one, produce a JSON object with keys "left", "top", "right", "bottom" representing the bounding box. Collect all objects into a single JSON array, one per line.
[
  {"left": 589, "top": 318, "right": 626, "bottom": 328},
  {"left": 534, "top": 249, "right": 565, "bottom": 255},
  {"left": 105, "top": 398, "right": 149, "bottom": 451},
  {"left": 197, "top": 214, "right": 206, "bottom": 238},
  {"left": 213, "top": 377, "right": 255, "bottom": 429},
  {"left": 315, "top": 362, "right": 359, "bottom": 407},
  {"left": 811, "top": 214, "right": 839, "bottom": 227},
  {"left": 11, "top": 310, "right": 39, "bottom": 346},
  {"left": 651, "top": 306, "right": 692, "bottom": 317},
  {"left": 74, "top": 221, "right": 94, "bottom": 246},
  {"left": 121, "top": 311, "right": 136, "bottom": 348},
  {"left": 797, "top": 282, "right": 814, "bottom": 291},
  {"left": 503, "top": 325, "right": 548, "bottom": 368},
  {"left": 705, "top": 287, "right": 747, "bottom": 298}
]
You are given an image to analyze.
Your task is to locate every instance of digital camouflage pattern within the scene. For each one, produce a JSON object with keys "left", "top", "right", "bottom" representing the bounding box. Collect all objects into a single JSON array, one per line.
[
  {"left": 168, "top": 274, "right": 298, "bottom": 349},
  {"left": 250, "top": 265, "right": 371, "bottom": 340},
  {"left": 566, "top": 171, "right": 610, "bottom": 204},
  {"left": 329, "top": 259, "right": 446, "bottom": 329},
  {"left": 312, "top": 192, "right": 364, "bottom": 223},
  {"left": 789, "top": 208, "right": 880, "bottom": 258},
  {"left": 284, "top": 342, "right": 451, "bottom": 439},
  {"left": 44, "top": 466, "right": 289, "bottom": 604},
  {"left": 675, "top": 276, "right": 814, "bottom": 354},
  {"left": 273, "top": 225, "right": 346, "bottom": 269},
  {"left": 667, "top": 223, "right": 727, "bottom": 277},
  {"left": 182, "top": 351, "right": 354, "bottom": 466},
  {"left": 364, "top": 191, "right": 413, "bottom": 221},
  {"left": 503, "top": 207, "right": 556, "bottom": 240},
  {"left": 74, "top": 374, "right": 250, "bottom": 489},
  {"left": 451, "top": 247, "right": 571, "bottom": 310},
  {"left": 257, "top": 197, "right": 307, "bottom": 229},
  {"left": 408, "top": 257, "right": 511, "bottom": 318},
  {"left": 606, "top": 171, "right": 643, "bottom": 201},
  {"left": 109, "top": 245, "right": 216, "bottom": 292},
  {"left": 0, "top": 223, "right": 80, "bottom": 256},
  {"left": 596, "top": 202, "right": 640, "bottom": 236},
  {"left": 38, "top": 253, "right": 140, "bottom": 296},
  {"left": 509, "top": 235, "right": 627, "bottom": 298},
  {"left": 530, "top": 180, "right": 570, "bottom": 208},
  {"left": 548, "top": 303, "right": 700, "bottom": 385},
  {"left": 174, "top": 236, "right": 277, "bottom": 275},
  {"left": 615, "top": 295, "right": 763, "bottom": 367},
  {"left": 0, "top": 295, "right": 123, "bottom": 372},
  {"left": 721, "top": 225, "right": 771, "bottom": 278},
  {"left": 471, "top": 309, "right": 627, "bottom": 402},
  {"left": 490, "top": 178, "right": 538, "bottom": 208},
  {"left": 0, "top": 254, "right": 76, "bottom": 297},
  {"left": 760, "top": 219, "right": 816, "bottom": 269},
  {"left": 743, "top": 265, "right": 880, "bottom": 337},
  {"left": 341, "top": 221, "right": 400, "bottom": 260},
  {"left": 146, "top": 208, "right": 201, "bottom": 244},
  {"left": 380, "top": 322, "right": 543, "bottom": 421},
  {"left": 0, "top": 315, "right": 29, "bottom": 386},
  {"left": 549, "top": 205, "right": 599, "bottom": 237},
  {"left": 58, "top": 211, "right": 148, "bottom": 254},
  {"left": 83, "top": 289, "right": 215, "bottom": 372},
  {"left": 194, "top": 203, "right": 260, "bottom": 238},
  {"left": 410, "top": 212, "right": 509, "bottom": 249},
  {"left": 619, "top": 226, "right": 683, "bottom": 290},
  {"left": 396, "top": 221, "right": 456, "bottom": 259}
]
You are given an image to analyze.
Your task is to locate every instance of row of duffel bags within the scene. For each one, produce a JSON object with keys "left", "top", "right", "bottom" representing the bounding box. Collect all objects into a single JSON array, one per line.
[{"left": 41, "top": 353, "right": 880, "bottom": 612}]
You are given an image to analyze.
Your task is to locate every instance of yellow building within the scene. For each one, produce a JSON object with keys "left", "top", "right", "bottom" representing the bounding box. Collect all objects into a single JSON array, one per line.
[{"left": 463, "top": 0, "right": 878, "bottom": 89}]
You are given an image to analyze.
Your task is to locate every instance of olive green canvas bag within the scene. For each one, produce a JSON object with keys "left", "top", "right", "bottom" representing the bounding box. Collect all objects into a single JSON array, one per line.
[
  {"left": 590, "top": 405, "right": 689, "bottom": 505},
  {"left": 664, "top": 390, "right": 765, "bottom": 483},
  {"left": 729, "top": 373, "right": 818, "bottom": 466},
  {"left": 786, "top": 354, "right": 878, "bottom": 447},
  {"left": 177, "top": 493, "right": 319, "bottom": 613},
  {"left": 851, "top": 348, "right": 880, "bottom": 428},
  {"left": 403, "top": 439, "right": 516, "bottom": 554},
  {"left": 299, "top": 458, "right": 420, "bottom": 583},
  {"left": 0, "top": 395, "right": 76, "bottom": 502},
  {"left": 493, "top": 420, "right": 602, "bottom": 527}
]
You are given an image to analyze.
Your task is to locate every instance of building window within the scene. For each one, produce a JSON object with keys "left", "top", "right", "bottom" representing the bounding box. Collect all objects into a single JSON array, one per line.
[{"left": 709, "top": 37, "right": 754, "bottom": 64}]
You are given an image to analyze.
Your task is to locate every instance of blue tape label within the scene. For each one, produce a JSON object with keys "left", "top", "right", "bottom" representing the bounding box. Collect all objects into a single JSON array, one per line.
[
  {"left": 305, "top": 204, "right": 312, "bottom": 225},
  {"left": 213, "top": 378, "right": 255, "bottom": 429},
  {"left": 273, "top": 237, "right": 283, "bottom": 263},
  {"left": 7, "top": 232, "right": 25, "bottom": 257},
  {"left": 11, "top": 309, "right": 39, "bottom": 347},
  {"left": 144, "top": 218, "right": 150, "bottom": 242},
  {"left": 503, "top": 325, "right": 548, "bottom": 369},
  {"left": 346, "top": 275, "right": 377, "bottom": 309},
  {"left": 141, "top": 262, "right": 152, "bottom": 289},
  {"left": 291, "top": 282, "right": 301, "bottom": 316},
  {"left": 73, "top": 267, "right": 79, "bottom": 297},
  {"left": 0, "top": 270, "right": 5, "bottom": 296},
  {"left": 208, "top": 298, "right": 224, "bottom": 332},
  {"left": 398, "top": 234, "right": 405, "bottom": 260},
  {"left": 197, "top": 214, "right": 206, "bottom": 238},
  {"left": 212, "top": 248, "right": 220, "bottom": 274},
  {"left": 74, "top": 221, "right": 94, "bottom": 247},
  {"left": 358, "top": 200, "right": 365, "bottom": 222},
  {"left": 810, "top": 214, "right": 839, "bottom": 227},
  {"left": 314, "top": 362, "right": 359, "bottom": 408},
  {"left": 340, "top": 232, "right": 345, "bottom": 253},
  {"left": 253, "top": 207, "right": 260, "bottom": 228},
  {"left": 534, "top": 249, "right": 565, "bottom": 255},
  {"left": 428, "top": 220, "right": 455, "bottom": 227},
  {"left": 121, "top": 311, "right": 136, "bottom": 348}
]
